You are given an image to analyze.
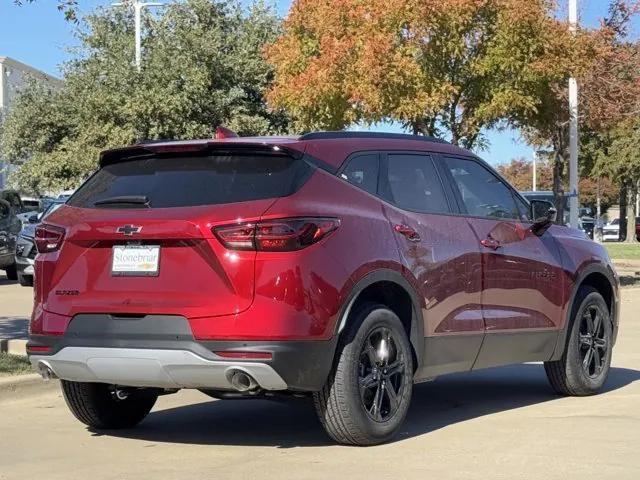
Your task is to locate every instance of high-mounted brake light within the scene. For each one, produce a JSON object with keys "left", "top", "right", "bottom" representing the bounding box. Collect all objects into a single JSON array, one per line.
[
  {"left": 214, "top": 218, "right": 340, "bottom": 252},
  {"left": 34, "top": 224, "right": 66, "bottom": 254},
  {"left": 214, "top": 126, "right": 239, "bottom": 139}
]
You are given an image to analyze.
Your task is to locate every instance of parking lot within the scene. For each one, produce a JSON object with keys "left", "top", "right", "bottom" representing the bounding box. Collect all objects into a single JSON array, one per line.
[{"left": 1, "top": 272, "right": 639, "bottom": 480}]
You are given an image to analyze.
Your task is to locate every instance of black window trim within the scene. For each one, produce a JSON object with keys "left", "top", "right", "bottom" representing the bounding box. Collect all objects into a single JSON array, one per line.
[{"left": 436, "top": 154, "right": 534, "bottom": 224}]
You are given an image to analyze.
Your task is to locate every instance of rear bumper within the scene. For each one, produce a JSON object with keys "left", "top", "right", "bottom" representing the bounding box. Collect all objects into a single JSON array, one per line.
[
  {"left": 28, "top": 313, "right": 338, "bottom": 392},
  {"left": 30, "top": 347, "right": 287, "bottom": 390}
]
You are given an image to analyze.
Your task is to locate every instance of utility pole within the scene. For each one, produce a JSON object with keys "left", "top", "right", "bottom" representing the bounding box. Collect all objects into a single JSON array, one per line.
[
  {"left": 112, "top": 0, "right": 164, "bottom": 71},
  {"left": 568, "top": 0, "right": 580, "bottom": 228},
  {"left": 532, "top": 152, "right": 537, "bottom": 192}
]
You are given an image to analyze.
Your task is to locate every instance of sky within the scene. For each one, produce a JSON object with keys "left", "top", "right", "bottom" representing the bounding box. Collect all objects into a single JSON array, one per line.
[{"left": 0, "top": 0, "right": 638, "bottom": 166}]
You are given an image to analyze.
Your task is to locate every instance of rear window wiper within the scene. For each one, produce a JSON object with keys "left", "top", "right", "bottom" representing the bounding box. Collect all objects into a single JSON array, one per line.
[{"left": 93, "top": 195, "right": 151, "bottom": 208}]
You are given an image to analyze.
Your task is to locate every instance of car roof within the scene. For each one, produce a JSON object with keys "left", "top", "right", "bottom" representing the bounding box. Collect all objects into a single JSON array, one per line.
[{"left": 99, "top": 131, "right": 474, "bottom": 170}]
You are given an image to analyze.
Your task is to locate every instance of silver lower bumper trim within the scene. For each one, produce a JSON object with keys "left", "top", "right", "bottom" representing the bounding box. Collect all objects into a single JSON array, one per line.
[{"left": 30, "top": 347, "right": 287, "bottom": 391}]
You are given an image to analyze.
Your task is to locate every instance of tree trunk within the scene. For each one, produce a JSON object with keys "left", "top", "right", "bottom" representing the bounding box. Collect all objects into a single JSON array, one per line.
[
  {"left": 626, "top": 179, "right": 637, "bottom": 243},
  {"left": 552, "top": 151, "right": 565, "bottom": 224},
  {"left": 619, "top": 182, "right": 628, "bottom": 242}
]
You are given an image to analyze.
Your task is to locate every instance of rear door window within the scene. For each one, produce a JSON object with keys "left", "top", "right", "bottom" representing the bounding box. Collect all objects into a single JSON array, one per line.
[
  {"left": 68, "top": 153, "right": 311, "bottom": 209},
  {"left": 382, "top": 154, "right": 450, "bottom": 214}
]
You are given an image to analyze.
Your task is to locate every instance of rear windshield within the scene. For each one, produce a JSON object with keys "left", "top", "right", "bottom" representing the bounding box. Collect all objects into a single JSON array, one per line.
[{"left": 68, "top": 153, "right": 311, "bottom": 209}]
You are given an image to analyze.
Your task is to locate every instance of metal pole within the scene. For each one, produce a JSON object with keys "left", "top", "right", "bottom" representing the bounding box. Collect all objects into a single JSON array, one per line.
[
  {"left": 134, "top": 1, "right": 142, "bottom": 71},
  {"left": 568, "top": 0, "right": 579, "bottom": 229},
  {"left": 532, "top": 152, "right": 537, "bottom": 191},
  {"left": 112, "top": 1, "right": 164, "bottom": 71}
]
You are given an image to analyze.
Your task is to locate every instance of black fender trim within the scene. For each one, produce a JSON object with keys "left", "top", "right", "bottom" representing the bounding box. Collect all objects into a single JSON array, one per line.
[
  {"left": 333, "top": 269, "right": 425, "bottom": 370},
  {"left": 549, "top": 262, "right": 619, "bottom": 361}
]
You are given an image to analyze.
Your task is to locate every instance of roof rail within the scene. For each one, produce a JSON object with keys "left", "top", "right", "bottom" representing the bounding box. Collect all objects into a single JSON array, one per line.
[{"left": 298, "top": 131, "right": 449, "bottom": 144}]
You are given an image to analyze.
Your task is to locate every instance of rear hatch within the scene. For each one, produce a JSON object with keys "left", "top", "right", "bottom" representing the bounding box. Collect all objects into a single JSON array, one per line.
[{"left": 40, "top": 148, "right": 311, "bottom": 319}]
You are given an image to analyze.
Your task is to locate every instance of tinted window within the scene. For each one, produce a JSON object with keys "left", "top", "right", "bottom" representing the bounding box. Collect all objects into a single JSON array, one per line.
[
  {"left": 445, "top": 157, "right": 524, "bottom": 220},
  {"left": 69, "top": 153, "right": 311, "bottom": 209},
  {"left": 340, "top": 153, "right": 379, "bottom": 194},
  {"left": 384, "top": 154, "right": 449, "bottom": 213}
]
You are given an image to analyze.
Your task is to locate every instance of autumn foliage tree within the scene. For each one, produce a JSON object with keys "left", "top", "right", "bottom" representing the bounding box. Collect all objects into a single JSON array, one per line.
[{"left": 266, "top": 0, "right": 577, "bottom": 150}]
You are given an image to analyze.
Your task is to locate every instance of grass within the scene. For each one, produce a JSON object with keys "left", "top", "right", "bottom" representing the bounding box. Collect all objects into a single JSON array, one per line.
[
  {"left": 604, "top": 243, "right": 640, "bottom": 260},
  {"left": 0, "top": 353, "right": 33, "bottom": 377}
]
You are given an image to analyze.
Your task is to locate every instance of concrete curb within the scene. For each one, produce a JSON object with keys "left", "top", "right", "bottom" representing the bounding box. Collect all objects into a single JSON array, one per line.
[
  {"left": 0, "top": 373, "right": 59, "bottom": 400},
  {"left": 0, "top": 339, "right": 27, "bottom": 355}
]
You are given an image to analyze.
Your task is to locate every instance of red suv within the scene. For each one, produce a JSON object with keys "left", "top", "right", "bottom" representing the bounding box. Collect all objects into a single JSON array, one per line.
[{"left": 28, "top": 131, "right": 619, "bottom": 445}]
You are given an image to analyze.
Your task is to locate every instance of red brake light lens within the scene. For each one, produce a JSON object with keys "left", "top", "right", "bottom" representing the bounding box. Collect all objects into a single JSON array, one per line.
[
  {"left": 34, "top": 224, "right": 66, "bottom": 253},
  {"left": 214, "top": 217, "right": 340, "bottom": 252}
]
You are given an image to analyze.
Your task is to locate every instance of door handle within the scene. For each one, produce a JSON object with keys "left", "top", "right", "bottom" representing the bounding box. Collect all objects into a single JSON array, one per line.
[
  {"left": 394, "top": 224, "right": 421, "bottom": 242},
  {"left": 481, "top": 236, "right": 501, "bottom": 250}
]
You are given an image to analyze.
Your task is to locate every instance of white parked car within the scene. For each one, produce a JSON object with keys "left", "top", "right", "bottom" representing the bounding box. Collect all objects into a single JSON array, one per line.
[{"left": 602, "top": 218, "right": 620, "bottom": 242}]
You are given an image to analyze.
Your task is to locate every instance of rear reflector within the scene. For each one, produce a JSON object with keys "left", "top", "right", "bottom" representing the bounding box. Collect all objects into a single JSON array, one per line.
[
  {"left": 214, "top": 351, "right": 273, "bottom": 360},
  {"left": 34, "top": 224, "right": 66, "bottom": 253},
  {"left": 214, "top": 217, "right": 340, "bottom": 252},
  {"left": 27, "top": 345, "right": 52, "bottom": 353}
]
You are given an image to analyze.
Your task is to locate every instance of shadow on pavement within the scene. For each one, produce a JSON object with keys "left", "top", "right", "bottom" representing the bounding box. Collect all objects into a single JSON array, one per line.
[
  {"left": 0, "top": 276, "right": 17, "bottom": 286},
  {"left": 0, "top": 316, "right": 29, "bottom": 340},
  {"left": 100, "top": 363, "right": 640, "bottom": 448}
]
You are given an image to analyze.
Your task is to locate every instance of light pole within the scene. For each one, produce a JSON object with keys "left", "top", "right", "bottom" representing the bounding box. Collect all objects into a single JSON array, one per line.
[
  {"left": 532, "top": 151, "right": 537, "bottom": 191},
  {"left": 568, "top": 0, "right": 579, "bottom": 228},
  {"left": 112, "top": 0, "right": 164, "bottom": 71}
]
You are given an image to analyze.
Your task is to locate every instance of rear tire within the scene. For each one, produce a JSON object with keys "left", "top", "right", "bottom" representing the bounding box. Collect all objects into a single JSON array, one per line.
[
  {"left": 544, "top": 287, "right": 612, "bottom": 396},
  {"left": 61, "top": 381, "right": 158, "bottom": 429},
  {"left": 313, "top": 303, "right": 414, "bottom": 445},
  {"left": 4, "top": 264, "right": 17, "bottom": 281},
  {"left": 18, "top": 273, "right": 33, "bottom": 287}
]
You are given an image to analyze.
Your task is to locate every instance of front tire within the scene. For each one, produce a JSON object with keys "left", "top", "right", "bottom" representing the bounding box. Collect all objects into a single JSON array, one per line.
[
  {"left": 18, "top": 273, "right": 33, "bottom": 287},
  {"left": 544, "top": 287, "right": 613, "bottom": 396},
  {"left": 313, "top": 304, "right": 414, "bottom": 445},
  {"left": 61, "top": 381, "right": 158, "bottom": 429}
]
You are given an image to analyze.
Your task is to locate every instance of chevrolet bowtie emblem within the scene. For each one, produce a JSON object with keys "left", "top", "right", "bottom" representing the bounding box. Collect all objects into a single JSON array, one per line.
[{"left": 116, "top": 225, "right": 142, "bottom": 236}]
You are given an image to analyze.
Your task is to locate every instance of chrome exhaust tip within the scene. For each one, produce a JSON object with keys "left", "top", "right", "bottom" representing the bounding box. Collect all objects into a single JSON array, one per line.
[
  {"left": 37, "top": 361, "right": 57, "bottom": 381},
  {"left": 228, "top": 369, "right": 259, "bottom": 392}
]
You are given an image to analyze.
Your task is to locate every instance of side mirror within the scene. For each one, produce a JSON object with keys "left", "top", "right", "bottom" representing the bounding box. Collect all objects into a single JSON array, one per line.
[{"left": 529, "top": 199, "right": 557, "bottom": 236}]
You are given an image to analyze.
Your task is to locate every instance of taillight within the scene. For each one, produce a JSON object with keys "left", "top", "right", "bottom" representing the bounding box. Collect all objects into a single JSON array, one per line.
[
  {"left": 34, "top": 224, "right": 66, "bottom": 253},
  {"left": 214, "top": 217, "right": 340, "bottom": 252}
]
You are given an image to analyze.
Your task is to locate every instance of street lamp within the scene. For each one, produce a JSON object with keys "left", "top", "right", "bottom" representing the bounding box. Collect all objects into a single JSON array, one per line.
[{"left": 111, "top": 0, "right": 164, "bottom": 71}]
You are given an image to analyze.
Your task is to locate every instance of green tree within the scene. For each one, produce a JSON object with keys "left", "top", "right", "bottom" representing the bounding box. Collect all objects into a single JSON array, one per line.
[
  {"left": 595, "top": 119, "right": 640, "bottom": 242},
  {"left": 1, "top": 0, "right": 289, "bottom": 193}
]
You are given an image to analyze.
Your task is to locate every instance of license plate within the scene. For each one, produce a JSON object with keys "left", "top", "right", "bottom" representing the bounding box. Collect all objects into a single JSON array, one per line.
[{"left": 111, "top": 245, "right": 160, "bottom": 277}]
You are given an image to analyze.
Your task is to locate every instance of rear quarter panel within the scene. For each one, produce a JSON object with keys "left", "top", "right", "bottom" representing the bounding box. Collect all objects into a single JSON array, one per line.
[{"left": 193, "top": 169, "right": 406, "bottom": 340}]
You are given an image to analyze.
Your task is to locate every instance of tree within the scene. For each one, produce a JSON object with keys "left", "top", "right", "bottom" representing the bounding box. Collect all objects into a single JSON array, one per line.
[
  {"left": 266, "top": 0, "right": 577, "bottom": 150},
  {"left": 496, "top": 157, "right": 553, "bottom": 192},
  {"left": 514, "top": 1, "right": 640, "bottom": 221},
  {"left": 13, "top": 0, "right": 78, "bottom": 21},
  {"left": 0, "top": 0, "right": 290, "bottom": 193},
  {"left": 595, "top": 119, "right": 640, "bottom": 242}
]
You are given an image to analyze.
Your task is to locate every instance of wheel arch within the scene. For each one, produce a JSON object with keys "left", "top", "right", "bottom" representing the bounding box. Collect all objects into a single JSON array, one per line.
[
  {"left": 334, "top": 269, "right": 425, "bottom": 372},
  {"left": 549, "top": 262, "right": 618, "bottom": 361}
]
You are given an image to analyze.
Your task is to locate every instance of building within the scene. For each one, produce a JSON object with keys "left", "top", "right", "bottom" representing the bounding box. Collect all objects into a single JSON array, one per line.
[{"left": 0, "top": 56, "right": 62, "bottom": 189}]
